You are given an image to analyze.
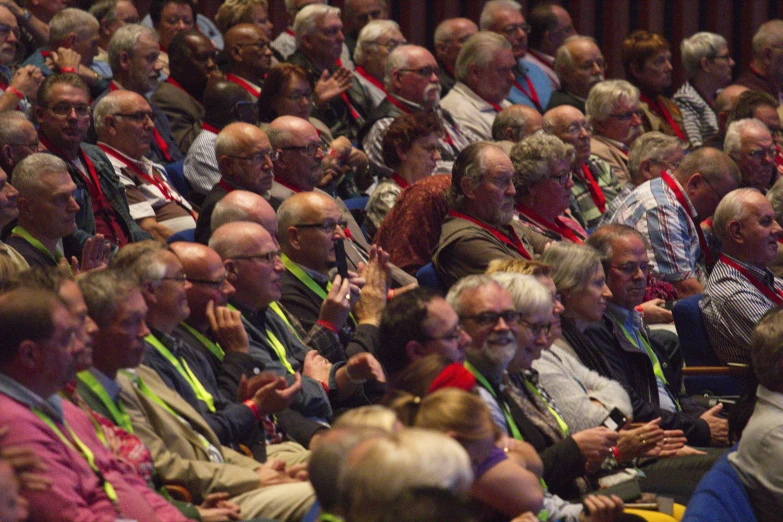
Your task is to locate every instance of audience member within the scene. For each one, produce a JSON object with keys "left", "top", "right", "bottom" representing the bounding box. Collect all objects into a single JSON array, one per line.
[
  {"left": 548, "top": 35, "right": 605, "bottom": 114},
  {"left": 8, "top": 0, "right": 62, "bottom": 62},
  {"left": 352, "top": 19, "right": 404, "bottom": 108},
  {"left": 89, "top": 0, "right": 139, "bottom": 66},
  {"left": 209, "top": 189, "right": 277, "bottom": 240},
  {"left": 222, "top": 23, "right": 273, "bottom": 99},
  {"left": 703, "top": 83, "right": 749, "bottom": 149},
  {"left": 271, "top": 0, "right": 353, "bottom": 67},
  {"left": 433, "top": 17, "right": 477, "bottom": 96},
  {"left": 0, "top": 164, "right": 25, "bottom": 270},
  {"left": 735, "top": 19, "right": 783, "bottom": 101},
  {"left": 767, "top": 175, "right": 783, "bottom": 277},
  {"left": 0, "top": 5, "right": 43, "bottom": 114},
  {"left": 214, "top": 0, "right": 274, "bottom": 37},
  {"left": 492, "top": 104, "right": 543, "bottom": 144},
  {"left": 147, "top": 0, "right": 198, "bottom": 63},
  {"left": 0, "top": 111, "right": 40, "bottom": 183},
  {"left": 724, "top": 118, "right": 777, "bottom": 192},
  {"left": 342, "top": 0, "right": 387, "bottom": 56},
  {"left": 527, "top": 3, "right": 575, "bottom": 90}
]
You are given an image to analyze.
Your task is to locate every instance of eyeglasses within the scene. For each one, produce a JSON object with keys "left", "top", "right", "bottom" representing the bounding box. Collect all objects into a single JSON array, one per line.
[
  {"left": 610, "top": 262, "right": 651, "bottom": 276},
  {"left": 461, "top": 310, "right": 521, "bottom": 327},
  {"left": 235, "top": 40, "right": 270, "bottom": 51},
  {"left": 607, "top": 109, "right": 642, "bottom": 121},
  {"left": 187, "top": 273, "right": 230, "bottom": 289},
  {"left": 283, "top": 90, "right": 312, "bottom": 102},
  {"left": 551, "top": 170, "right": 572, "bottom": 185},
  {"left": 424, "top": 324, "right": 465, "bottom": 342},
  {"left": 371, "top": 39, "right": 406, "bottom": 51},
  {"left": 501, "top": 22, "right": 530, "bottom": 37},
  {"left": 563, "top": 122, "right": 593, "bottom": 138},
  {"left": 745, "top": 146, "right": 777, "bottom": 161},
  {"left": 114, "top": 111, "right": 156, "bottom": 124},
  {"left": 0, "top": 23, "right": 20, "bottom": 41},
  {"left": 161, "top": 274, "right": 188, "bottom": 285},
  {"left": 279, "top": 142, "right": 327, "bottom": 156},
  {"left": 294, "top": 220, "right": 348, "bottom": 234},
  {"left": 398, "top": 66, "right": 441, "bottom": 78},
  {"left": 518, "top": 318, "right": 551, "bottom": 337},
  {"left": 226, "top": 150, "right": 279, "bottom": 164},
  {"left": 43, "top": 104, "right": 92, "bottom": 118},
  {"left": 231, "top": 250, "right": 281, "bottom": 264}
]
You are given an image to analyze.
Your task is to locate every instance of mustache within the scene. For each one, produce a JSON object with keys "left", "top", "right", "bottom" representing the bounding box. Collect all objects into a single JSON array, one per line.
[{"left": 487, "top": 332, "right": 516, "bottom": 345}]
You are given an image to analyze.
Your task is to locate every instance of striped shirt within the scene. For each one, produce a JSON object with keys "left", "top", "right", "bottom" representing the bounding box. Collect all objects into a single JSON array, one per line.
[
  {"left": 672, "top": 81, "right": 718, "bottom": 149},
  {"left": 701, "top": 255, "right": 783, "bottom": 364},
  {"left": 183, "top": 128, "right": 219, "bottom": 196}
]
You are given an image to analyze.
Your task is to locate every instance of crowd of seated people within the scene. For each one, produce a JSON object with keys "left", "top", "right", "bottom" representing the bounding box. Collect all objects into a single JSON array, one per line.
[{"left": 3, "top": 0, "right": 783, "bottom": 520}]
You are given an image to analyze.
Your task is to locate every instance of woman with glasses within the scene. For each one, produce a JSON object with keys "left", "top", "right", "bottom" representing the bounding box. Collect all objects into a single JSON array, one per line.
[
  {"left": 364, "top": 111, "right": 443, "bottom": 239},
  {"left": 512, "top": 131, "right": 588, "bottom": 244}
]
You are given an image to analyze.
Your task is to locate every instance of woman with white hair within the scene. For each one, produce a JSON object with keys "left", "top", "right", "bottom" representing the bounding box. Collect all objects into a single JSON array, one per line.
[{"left": 673, "top": 32, "right": 735, "bottom": 148}]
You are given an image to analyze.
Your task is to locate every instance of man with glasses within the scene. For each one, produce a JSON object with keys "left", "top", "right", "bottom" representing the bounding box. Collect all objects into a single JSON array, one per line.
[
  {"left": 701, "top": 189, "right": 783, "bottom": 364},
  {"left": 36, "top": 74, "right": 150, "bottom": 254},
  {"left": 548, "top": 36, "right": 605, "bottom": 114},
  {"left": 586, "top": 79, "right": 645, "bottom": 187},
  {"left": 725, "top": 118, "right": 778, "bottom": 194},
  {"left": 352, "top": 19, "right": 404, "bottom": 108},
  {"left": 222, "top": 23, "right": 273, "bottom": 99},
  {"left": 94, "top": 90, "right": 195, "bottom": 242},
  {"left": 433, "top": 18, "right": 478, "bottom": 96},
  {"left": 194, "top": 123, "right": 275, "bottom": 245},
  {"left": 0, "top": 5, "right": 43, "bottom": 114},
  {"left": 606, "top": 147, "right": 741, "bottom": 297},
  {"left": 271, "top": 0, "right": 353, "bottom": 68},
  {"left": 736, "top": 19, "right": 783, "bottom": 104},
  {"left": 0, "top": 111, "right": 43, "bottom": 175},
  {"left": 433, "top": 142, "right": 539, "bottom": 290},
  {"left": 544, "top": 105, "right": 621, "bottom": 229},
  {"left": 586, "top": 224, "right": 728, "bottom": 448}
]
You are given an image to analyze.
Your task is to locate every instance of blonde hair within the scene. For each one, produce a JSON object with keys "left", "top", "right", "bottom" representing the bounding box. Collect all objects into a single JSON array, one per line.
[{"left": 486, "top": 258, "right": 551, "bottom": 277}]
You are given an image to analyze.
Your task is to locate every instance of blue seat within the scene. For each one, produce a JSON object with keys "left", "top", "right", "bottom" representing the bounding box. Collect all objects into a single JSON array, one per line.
[
  {"left": 682, "top": 450, "right": 756, "bottom": 522},
  {"left": 167, "top": 228, "right": 195, "bottom": 244},
  {"left": 416, "top": 262, "right": 444, "bottom": 294},
  {"left": 342, "top": 196, "right": 370, "bottom": 211},
  {"left": 163, "top": 160, "right": 191, "bottom": 198}
]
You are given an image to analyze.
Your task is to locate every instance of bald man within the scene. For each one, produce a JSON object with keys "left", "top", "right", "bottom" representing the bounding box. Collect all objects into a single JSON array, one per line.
[
  {"left": 195, "top": 122, "right": 276, "bottom": 244},
  {"left": 491, "top": 104, "right": 544, "bottom": 143},
  {"left": 210, "top": 190, "right": 278, "bottom": 243},
  {"left": 223, "top": 24, "right": 274, "bottom": 98},
  {"left": 433, "top": 17, "right": 478, "bottom": 96},
  {"left": 548, "top": 36, "right": 605, "bottom": 113},
  {"left": 703, "top": 84, "right": 750, "bottom": 149},
  {"left": 94, "top": 90, "right": 195, "bottom": 241}
]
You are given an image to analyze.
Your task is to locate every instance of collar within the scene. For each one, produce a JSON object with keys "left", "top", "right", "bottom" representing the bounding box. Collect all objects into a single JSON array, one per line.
[
  {"left": 598, "top": 135, "right": 630, "bottom": 152},
  {"left": 87, "top": 367, "right": 121, "bottom": 403},
  {"left": 298, "top": 261, "right": 330, "bottom": 285},
  {"left": 453, "top": 82, "right": 505, "bottom": 113},
  {"left": 230, "top": 299, "right": 268, "bottom": 325},
  {"left": 97, "top": 142, "right": 149, "bottom": 169},
  {"left": 722, "top": 253, "right": 776, "bottom": 286},
  {"left": 606, "top": 302, "right": 642, "bottom": 333},
  {"left": 516, "top": 58, "right": 529, "bottom": 75},
  {"left": 0, "top": 371, "right": 64, "bottom": 421},
  {"left": 388, "top": 94, "right": 425, "bottom": 112},
  {"left": 149, "top": 327, "right": 183, "bottom": 355}
]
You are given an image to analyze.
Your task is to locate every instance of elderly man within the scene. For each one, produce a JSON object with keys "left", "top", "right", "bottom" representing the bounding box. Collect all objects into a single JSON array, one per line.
[
  {"left": 441, "top": 32, "right": 516, "bottom": 142},
  {"left": 76, "top": 269, "right": 316, "bottom": 521},
  {"left": 0, "top": 162, "right": 25, "bottom": 269},
  {"left": 37, "top": 74, "right": 149, "bottom": 253},
  {"left": 376, "top": 286, "right": 471, "bottom": 378},
  {"left": 104, "top": 24, "right": 182, "bottom": 164},
  {"left": 492, "top": 104, "right": 543, "bottom": 143},
  {"left": 352, "top": 19, "right": 404, "bottom": 108},
  {"left": 287, "top": 4, "right": 370, "bottom": 142},
  {"left": 736, "top": 19, "right": 783, "bottom": 102},
  {"left": 479, "top": 0, "right": 552, "bottom": 111},
  {"left": 0, "top": 111, "right": 41, "bottom": 176},
  {"left": 586, "top": 79, "right": 645, "bottom": 186},
  {"left": 0, "top": 286, "right": 189, "bottom": 521},
  {"left": 526, "top": 3, "right": 575, "bottom": 90},
  {"left": 271, "top": 0, "right": 353, "bottom": 67},
  {"left": 342, "top": 0, "right": 387, "bottom": 56},
  {"left": 194, "top": 123, "right": 275, "bottom": 245},
  {"left": 548, "top": 36, "right": 605, "bottom": 114},
  {"left": 222, "top": 23, "right": 273, "bottom": 99},
  {"left": 151, "top": 30, "right": 218, "bottom": 154},
  {"left": 361, "top": 44, "right": 470, "bottom": 177},
  {"left": 433, "top": 17, "right": 478, "bottom": 96},
  {"left": 543, "top": 105, "right": 621, "bottom": 229},
  {"left": 94, "top": 90, "right": 195, "bottom": 241},
  {"left": 607, "top": 147, "right": 741, "bottom": 297},
  {"left": 210, "top": 190, "right": 278, "bottom": 241},
  {"left": 0, "top": 5, "right": 43, "bottom": 114},
  {"left": 701, "top": 189, "right": 783, "bottom": 364},
  {"left": 183, "top": 81, "right": 255, "bottom": 198},
  {"left": 728, "top": 91, "right": 783, "bottom": 181},
  {"left": 432, "top": 142, "right": 540, "bottom": 289},
  {"left": 585, "top": 225, "right": 729, "bottom": 448},
  {"left": 725, "top": 118, "right": 778, "bottom": 193},
  {"left": 89, "top": 0, "right": 139, "bottom": 65},
  {"left": 703, "top": 84, "right": 750, "bottom": 149}
]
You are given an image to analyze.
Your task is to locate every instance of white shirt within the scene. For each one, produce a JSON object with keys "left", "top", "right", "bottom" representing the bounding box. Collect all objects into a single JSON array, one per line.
[{"left": 440, "top": 82, "right": 511, "bottom": 142}]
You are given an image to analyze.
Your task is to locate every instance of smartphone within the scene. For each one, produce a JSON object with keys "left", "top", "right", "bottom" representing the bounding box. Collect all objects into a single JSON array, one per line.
[
  {"left": 334, "top": 239, "right": 349, "bottom": 279},
  {"left": 601, "top": 407, "right": 628, "bottom": 431},
  {"left": 659, "top": 300, "right": 675, "bottom": 311}
]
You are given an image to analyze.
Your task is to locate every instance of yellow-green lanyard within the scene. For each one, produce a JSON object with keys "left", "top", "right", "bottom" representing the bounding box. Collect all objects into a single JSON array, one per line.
[
  {"left": 318, "top": 513, "right": 344, "bottom": 522},
  {"left": 523, "top": 380, "right": 570, "bottom": 437},
  {"left": 281, "top": 254, "right": 356, "bottom": 326},
  {"left": 145, "top": 333, "right": 216, "bottom": 412},
  {"left": 269, "top": 301, "right": 302, "bottom": 341},
  {"left": 180, "top": 322, "right": 224, "bottom": 362},
  {"left": 11, "top": 225, "right": 64, "bottom": 265},
  {"left": 615, "top": 320, "right": 681, "bottom": 411},
  {"left": 228, "top": 304, "right": 296, "bottom": 374},
  {"left": 76, "top": 370, "right": 134, "bottom": 433},
  {"left": 33, "top": 408, "right": 120, "bottom": 507},
  {"left": 464, "top": 361, "right": 523, "bottom": 440}
]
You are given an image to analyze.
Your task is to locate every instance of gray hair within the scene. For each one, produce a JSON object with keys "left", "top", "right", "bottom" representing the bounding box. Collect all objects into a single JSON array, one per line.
[
  {"left": 92, "top": 93, "right": 123, "bottom": 136},
  {"left": 434, "top": 18, "right": 466, "bottom": 45},
  {"left": 447, "top": 141, "right": 496, "bottom": 209},
  {"left": 210, "top": 199, "right": 250, "bottom": 233},
  {"left": 627, "top": 131, "right": 681, "bottom": 181},
  {"left": 752, "top": 307, "right": 783, "bottom": 388},
  {"left": 585, "top": 79, "right": 640, "bottom": 123},
  {"left": 445, "top": 274, "right": 502, "bottom": 317},
  {"left": 383, "top": 44, "right": 416, "bottom": 88},
  {"left": 585, "top": 223, "right": 648, "bottom": 263},
  {"left": 107, "top": 240, "right": 168, "bottom": 285},
  {"left": 49, "top": 8, "right": 99, "bottom": 45},
  {"left": 541, "top": 242, "right": 604, "bottom": 295},
  {"left": 680, "top": 32, "right": 728, "bottom": 79},
  {"left": 354, "top": 19, "right": 400, "bottom": 65},
  {"left": 554, "top": 35, "right": 599, "bottom": 77},
  {"left": 492, "top": 105, "right": 533, "bottom": 141},
  {"left": 77, "top": 269, "right": 139, "bottom": 327},
  {"left": 479, "top": 0, "right": 522, "bottom": 31},
  {"left": 711, "top": 188, "right": 762, "bottom": 243},
  {"left": 89, "top": 0, "right": 119, "bottom": 25},
  {"left": 214, "top": 127, "right": 244, "bottom": 159},
  {"left": 454, "top": 31, "right": 511, "bottom": 83},
  {"left": 510, "top": 131, "right": 575, "bottom": 192},
  {"left": 266, "top": 125, "right": 294, "bottom": 149},
  {"left": 767, "top": 176, "right": 783, "bottom": 223},
  {"left": 275, "top": 196, "right": 301, "bottom": 245},
  {"left": 725, "top": 118, "right": 770, "bottom": 157},
  {"left": 0, "top": 111, "right": 33, "bottom": 145},
  {"left": 294, "top": 4, "right": 340, "bottom": 48},
  {"left": 108, "top": 24, "right": 158, "bottom": 73},
  {"left": 752, "top": 19, "right": 783, "bottom": 56},
  {"left": 489, "top": 273, "right": 552, "bottom": 318},
  {"left": 12, "top": 153, "right": 69, "bottom": 198}
]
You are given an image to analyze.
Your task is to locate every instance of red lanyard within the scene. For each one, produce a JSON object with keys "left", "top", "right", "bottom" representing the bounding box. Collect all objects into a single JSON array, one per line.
[
  {"left": 285, "top": 29, "right": 295, "bottom": 37},
  {"left": 226, "top": 73, "right": 260, "bottom": 98},
  {"left": 40, "top": 134, "right": 106, "bottom": 204},
  {"left": 513, "top": 75, "right": 542, "bottom": 112},
  {"left": 201, "top": 122, "right": 219, "bottom": 134},
  {"left": 332, "top": 59, "right": 360, "bottom": 121},
  {"left": 527, "top": 50, "right": 554, "bottom": 68},
  {"left": 482, "top": 97, "right": 503, "bottom": 112},
  {"left": 109, "top": 81, "right": 172, "bottom": 162},
  {"left": 217, "top": 178, "right": 236, "bottom": 192},
  {"left": 354, "top": 65, "right": 387, "bottom": 95},
  {"left": 579, "top": 164, "right": 606, "bottom": 213},
  {"left": 448, "top": 210, "right": 531, "bottom": 258},
  {"left": 516, "top": 206, "right": 584, "bottom": 244},
  {"left": 391, "top": 173, "right": 408, "bottom": 189},
  {"left": 720, "top": 254, "right": 783, "bottom": 305},
  {"left": 99, "top": 145, "right": 176, "bottom": 201},
  {"left": 640, "top": 94, "right": 687, "bottom": 142},
  {"left": 661, "top": 171, "right": 714, "bottom": 266}
]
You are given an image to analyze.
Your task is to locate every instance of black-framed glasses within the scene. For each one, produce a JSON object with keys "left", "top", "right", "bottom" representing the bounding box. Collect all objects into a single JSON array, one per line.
[
  {"left": 279, "top": 142, "right": 327, "bottom": 156},
  {"left": 187, "top": 273, "right": 230, "bottom": 288},
  {"left": 518, "top": 318, "right": 551, "bottom": 338},
  {"left": 161, "top": 274, "right": 188, "bottom": 285},
  {"left": 294, "top": 220, "right": 348, "bottom": 234},
  {"left": 424, "top": 324, "right": 465, "bottom": 342},
  {"left": 42, "top": 104, "right": 92, "bottom": 118},
  {"left": 398, "top": 66, "right": 441, "bottom": 78},
  {"left": 609, "top": 262, "right": 650, "bottom": 276},
  {"left": 607, "top": 109, "right": 642, "bottom": 121},
  {"left": 746, "top": 146, "right": 777, "bottom": 161},
  {"left": 461, "top": 310, "right": 521, "bottom": 327},
  {"left": 231, "top": 250, "right": 281, "bottom": 264},
  {"left": 551, "top": 170, "right": 572, "bottom": 186},
  {"left": 114, "top": 111, "right": 156, "bottom": 124},
  {"left": 226, "top": 150, "right": 279, "bottom": 164}
]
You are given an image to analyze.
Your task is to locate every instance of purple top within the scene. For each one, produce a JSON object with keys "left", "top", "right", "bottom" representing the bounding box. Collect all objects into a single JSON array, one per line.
[{"left": 474, "top": 445, "right": 508, "bottom": 479}]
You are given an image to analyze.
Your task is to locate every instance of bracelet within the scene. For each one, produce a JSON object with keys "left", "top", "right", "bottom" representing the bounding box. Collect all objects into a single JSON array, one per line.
[
  {"left": 387, "top": 288, "right": 395, "bottom": 300},
  {"left": 243, "top": 399, "right": 262, "bottom": 421},
  {"left": 5, "top": 86, "right": 23, "bottom": 99},
  {"left": 611, "top": 446, "right": 620, "bottom": 460},
  {"left": 60, "top": 67, "right": 77, "bottom": 74},
  {"left": 316, "top": 319, "right": 338, "bottom": 333},
  {"left": 345, "top": 364, "right": 368, "bottom": 384},
  {"left": 319, "top": 380, "right": 330, "bottom": 393}
]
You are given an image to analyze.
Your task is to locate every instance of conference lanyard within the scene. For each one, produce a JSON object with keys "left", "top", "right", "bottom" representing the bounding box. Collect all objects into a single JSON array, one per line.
[
  {"left": 180, "top": 322, "right": 224, "bottom": 361},
  {"left": 516, "top": 206, "right": 585, "bottom": 244},
  {"left": 720, "top": 254, "right": 783, "bottom": 305},
  {"left": 464, "top": 361, "right": 523, "bottom": 440},
  {"left": 76, "top": 370, "right": 133, "bottom": 433},
  {"left": 579, "top": 164, "right": 606, "bottom": 213},
  {"left": 229, "top": 304, "right": 296, "bottom": 374},
  {"left": 281, "top": 254, "right": 355, "bottom": 326},
  {"left": 522, "top": 379, "right": 569, "bottom": 437},
  {"left": 661, "top": 171, "right": 714, "bottom": 267},
  {"left": 10, "top": 225, "right": 62, "bottom": 265}
]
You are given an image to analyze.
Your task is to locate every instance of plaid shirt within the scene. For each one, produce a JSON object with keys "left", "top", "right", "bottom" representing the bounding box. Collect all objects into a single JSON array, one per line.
[
  {"left": 570, "top": 156, "right": 623, "bottom": 230},
  {"left": 607, "top": 175, "right": 705, "bottom": 284}
]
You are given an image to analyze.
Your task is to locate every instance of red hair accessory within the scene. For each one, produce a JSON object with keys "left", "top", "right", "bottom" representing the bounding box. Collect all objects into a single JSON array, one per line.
[{"left": 428, "top": 363, "right": 476, "bottom": 394}]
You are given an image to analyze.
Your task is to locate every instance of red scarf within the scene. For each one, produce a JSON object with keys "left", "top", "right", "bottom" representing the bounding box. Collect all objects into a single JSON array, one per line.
[
  {"left": 661, "top": 171, "right": 714, "bottom": 266},
  {"left": 578, "top": 164, "right": 606, "bottom": 213},
  {"left": 720, "top": 254, "right": 783, "bottom": 305},
  {"left": 516, "top": 205, "right": 584, "bottom": 244},
  {"left": 448, "top": 210, "right": 531, "bottom": 258},
  {"left": 639, "top": 94, "right": 687, "bottom": 142}
]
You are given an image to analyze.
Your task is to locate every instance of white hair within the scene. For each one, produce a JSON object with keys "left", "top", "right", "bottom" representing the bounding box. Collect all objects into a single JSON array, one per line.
[
  {"left": 92, "top": 93, "right": 123, "bottom": 136},
  {"left": 454, "top": 31, "right": 511, "bottom": 83},
  {"left": 293, "top": 4, "right": 340, "bottom": 48},
  {"left": 680, "top": 32, "right": 728, "bottom": 79},
  {"left": 108, "top": 23, "right": 158, "bottom": 73},
  {"left": 479, "top": 0, "right": 522, "bottom": 31},
  {"left": 724, "top": 118, "right": 770, "bottom": 157},
  {"left": 712, "top": 188, "right": 763, "bottom": 242},
  {"left": 354, "top": 19, "right": 400, "bottom": 65},
  {"left": 489, "top": 273, "right": 552, "bottom": 317},
  {"left": 49, "top": 8, "right": 99, "bottom": 45},
  {"left": 585, "top": 79, "right": 640, "bottom": 123}
]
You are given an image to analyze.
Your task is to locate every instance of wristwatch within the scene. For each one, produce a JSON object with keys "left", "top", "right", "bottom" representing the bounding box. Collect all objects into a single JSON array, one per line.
[{"left": 20, "top": 9, "right": 32, "bottom": 23}]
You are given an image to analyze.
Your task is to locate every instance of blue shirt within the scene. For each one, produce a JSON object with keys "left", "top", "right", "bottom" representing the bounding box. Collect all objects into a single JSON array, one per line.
[{"left": 507, "top": 58, "right": 553, "bottom": 111}]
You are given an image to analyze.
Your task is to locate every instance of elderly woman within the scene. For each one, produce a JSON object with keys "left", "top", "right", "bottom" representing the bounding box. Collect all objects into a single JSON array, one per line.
[
  {"left": 364, "top": 112, "right": 443, "bottom": 239},
  {"left": 512, "top": 131, "right": 587, "bottom": 244},
  {"left": 622, "top": 31, "right": 688, "bottom": 146},
  {"left": 673, "top": 32, "right": 735, "bottom": 148},
  {"left": 353, "top": 20, "right": 406, "bottom": 108},
  {"left": 214, "top": 0, "right": 273, "bottom": 37}
]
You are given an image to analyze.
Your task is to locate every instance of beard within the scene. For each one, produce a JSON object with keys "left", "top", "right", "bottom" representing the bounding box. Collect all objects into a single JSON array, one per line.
[{"left": 481, "top": 331, "right": 518, "bottom": 369}]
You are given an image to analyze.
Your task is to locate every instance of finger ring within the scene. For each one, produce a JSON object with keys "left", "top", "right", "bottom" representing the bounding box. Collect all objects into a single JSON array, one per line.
[
  {"left": 345, "top": 294, "right": 351, "bottom": 301},
  {"left": 663, "top": 438, "right": 667, "bottom": 444},
  {"left": 642, "top": 438, "right": 646, "bottom": 445}
]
